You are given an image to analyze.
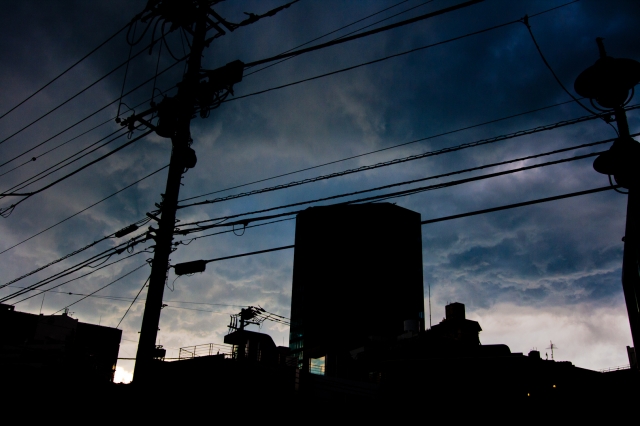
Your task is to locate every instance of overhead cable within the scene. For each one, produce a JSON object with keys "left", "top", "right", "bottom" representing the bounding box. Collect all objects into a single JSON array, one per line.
[
  {"left": 0, "top": 61, "right": 182, "bottom": 170},
  {"left": 331, "top": 1, "right": 436, "bottom": 42},
  {"left": 179, "top": 109, "right": 636, "bottom": 210},
  {"left": 0, "top": 229, "right": 150, "bottom": 292},
  {"left": 202, "top": 136, "right": 625, "bottom": 224},
  {"left": 176, "top": 149, "right": 605, "bottom": 234},
  {"left": 7, "top": 286, "right": 246, "bottom": 308},
  {"left": 420, "top": 185, "right": 615, "bottom": 225},
  {"left": 178, "top": 98, "right": 581, "bottom": 204},
  {"left": 177, "top": 185, "right": 616, "bottom": 267},
  {"left": 0, "top": 126, "right": 129, "bottom": 198},
  {"left": 116, "top": 275, "right": 150, "bottom": 328},
  {"left": 4, "top": 249, "right": 151, "bottom": 304},
  {"left": 0, "top": 23, "right": 129, "bottom": 122},
  {"left": 243, "top": 0, "right": 485, "bottom": 68},
  {"left": 521, "top": 12, "right": 617, "bottom": 134},
  {"left": 0, "top": 86, "right": 174, "bottom": 179},
  {"left": 0, "top": 165, "right": 168, "bottom": 256},
  {"left": 173, "top": 218, "right": 296, "bottom": 247},
  {"left": 244, "top": 0, "right": 417, "bottom": 76},
  {"left": 230, "top": 1, "right": 584, "bottom": 104},
  {"left": 0, "top": 130, "right": 153, "bottom": 217},
  {"left": 0, "top": 38, "right": 163, "bottom": 148},
  {"left": 53, "top": 263, "right": 149, "bottom": 314}
]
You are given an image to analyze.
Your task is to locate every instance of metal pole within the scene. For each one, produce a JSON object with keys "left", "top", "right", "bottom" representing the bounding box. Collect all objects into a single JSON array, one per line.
[
  {"left": 132, "top": 4, "right": 208, "bottom": 384},
  {"left": 616, "top": 106, "right": 640, "bottom": 367}
]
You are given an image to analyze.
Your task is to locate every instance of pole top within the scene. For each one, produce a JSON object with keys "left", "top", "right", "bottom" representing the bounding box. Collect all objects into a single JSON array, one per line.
[{"left": 574, "top": 39, "right": 640, "bottom": 109}]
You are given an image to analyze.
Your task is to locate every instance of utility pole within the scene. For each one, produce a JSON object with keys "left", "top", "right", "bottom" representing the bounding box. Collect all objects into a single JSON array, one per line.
[
  {"left": 575, "top": 39, "right": 640, "bottom": 369},
  {"left": 118, "top": 0, "right": 296, "bottom": 384},
  {"left": 131, "top": 4, "right": 208, "bottom": 384}
]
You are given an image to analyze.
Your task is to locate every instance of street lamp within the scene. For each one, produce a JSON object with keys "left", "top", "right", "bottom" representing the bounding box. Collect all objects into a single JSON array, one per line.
[{"left": 574, "top": 38, "right": 640, "bottom": 368}]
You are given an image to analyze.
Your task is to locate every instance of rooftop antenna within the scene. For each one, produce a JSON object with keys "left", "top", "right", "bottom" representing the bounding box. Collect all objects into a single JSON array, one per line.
[{"left": 546, "top": 341, "right": 558, "bottom": 360}]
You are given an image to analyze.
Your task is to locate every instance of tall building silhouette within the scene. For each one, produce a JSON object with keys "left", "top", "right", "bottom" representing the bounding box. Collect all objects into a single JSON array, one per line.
[{"left": 289, "top": 203, "right": 424, "bottom": 375}]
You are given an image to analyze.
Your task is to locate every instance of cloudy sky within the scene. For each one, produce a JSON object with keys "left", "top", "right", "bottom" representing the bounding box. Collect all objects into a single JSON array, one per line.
[{"left": 1, "top": 0, "right": 639, "bottom": 383}]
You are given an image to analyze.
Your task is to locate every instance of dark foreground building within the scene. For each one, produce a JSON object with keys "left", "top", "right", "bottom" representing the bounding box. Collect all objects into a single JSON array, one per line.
[
  {"left": 289, "top": 203, "right": 425, "bottom": 374},
  {"left": 0, "top": 304, "right": 122, "bottom": 384}
]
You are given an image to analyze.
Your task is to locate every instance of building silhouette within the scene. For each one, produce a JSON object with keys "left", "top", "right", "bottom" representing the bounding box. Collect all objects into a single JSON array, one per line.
[
  {"left": 289, "top": 203, "right": 425, "bottom": 376},
  {"left": 0, "top": 303, "right": 122, "bottom": 384}
]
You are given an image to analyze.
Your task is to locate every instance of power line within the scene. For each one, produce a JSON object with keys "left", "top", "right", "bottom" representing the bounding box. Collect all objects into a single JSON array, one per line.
[
  {"left": 0, "top": 130, "right": 153, "bottom": 217},
  {"left": 53, "top": 263, "right": 149, "bottom": 314},
  {"left": 521, "top": 13, "right": 618, "bottom": 134},
  {"left": 243, "top": 0, "right": 581, "bottom": 70},
  {"left": 178, "top": 98, "right": 581, "bottom": 204},
  {"left": 0, "top": 237, "right": 108, "bottom": 289},
  {"left": 420, "top": 185, "right": 615, "bottom": 225},
  {"left": 243, "top": 0, "right": 485, "bottom": 69},
  {"left": 174, "top": 217, "right": 296, "bottom": 247},
  {"left": 528, "top": 0, "right": 581, "bottom": 18},
  {"left": 0, "top": 237, "right": 148, "bottom": 296},
  {"left": 331, "top": 0, "right": 436, "bottom": 42},
  {"left": 179, "top": 5, "right": 523, "bottom": 204},
  {"left": 116, "top": 274, "right": 149, "bottom": 329},
  {"left": 176, "top": 147, "right": 607, "bottom": 234},
  {"left": 0, "top": 61, "right": 182, "bottom": 170},
  {"left": 0, "top": 85, "right": 174, "bottom": 179},
  {"left": 193, "top": 137, "right": 621, "bottom": 228},
  {"left": 226, "top": 1, "right": 583, "bottom": 107},
  {"left": 0, "top": 229, "right": 149, "bottom": 293},
  {"left": 7, "top": 286, "right": 247, "bottom": 308},
  {"left": 4, "top": 249, "right": 151, "bottom": 305},
  {"left": 0, "top": 127, "right": 129, "bottom": 198},
  {"left": 0, "top": 117, "right": 118, "bottom": 179},
  {"left": 0, "top": 23, "right": 129, "bottom": 122},
  {"left": 0, "top": 165, "right": 168, "bottom": 256},
  {"left": 177, "top": 185, "right": 617, "bottom": 267},
  {"left": 0, "top": 38, "right": 162, "bottom": 148},
  {"left": 244, "top": 0, "right": 418, "bottom": 77},
  {"left": 233, "top": 20, "right": 516, "bottom": 103},
  {"left": 8, "top": 118, "right": 620, "bottom": 298},
  {"left": 179, "top": 109, "right": 633, "bottom": 210}
]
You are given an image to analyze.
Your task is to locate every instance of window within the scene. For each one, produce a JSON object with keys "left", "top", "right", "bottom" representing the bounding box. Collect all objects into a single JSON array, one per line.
[{"left": 309, "top": 356, "right": 325, "bottom": 376}]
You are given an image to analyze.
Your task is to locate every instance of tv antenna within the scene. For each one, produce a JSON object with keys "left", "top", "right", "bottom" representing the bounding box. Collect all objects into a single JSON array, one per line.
[{"left": 546, "top": 341, "right": 558, "bottom": 360}]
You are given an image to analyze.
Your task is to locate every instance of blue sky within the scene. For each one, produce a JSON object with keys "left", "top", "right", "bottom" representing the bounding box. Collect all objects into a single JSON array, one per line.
[{"left": 0, "top": 0, "right": 639, "bottom": 382}]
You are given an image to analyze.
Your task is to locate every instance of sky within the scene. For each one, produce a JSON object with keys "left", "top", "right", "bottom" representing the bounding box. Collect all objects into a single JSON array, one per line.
[{"left": 0, "top": 0, "right": 639, "bottom": 383}]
